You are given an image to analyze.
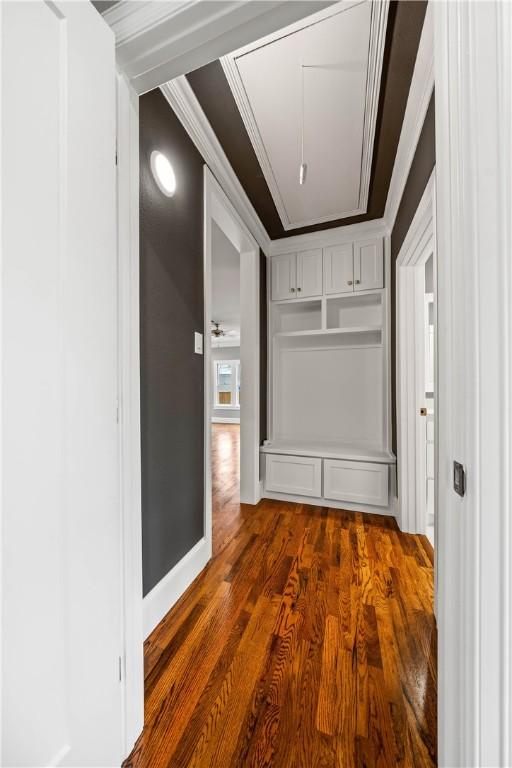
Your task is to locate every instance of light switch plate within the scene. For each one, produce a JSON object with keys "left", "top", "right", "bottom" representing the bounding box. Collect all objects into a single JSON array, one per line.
[{"left": 194, "top": 332, "right": 203, "bottom": 355}]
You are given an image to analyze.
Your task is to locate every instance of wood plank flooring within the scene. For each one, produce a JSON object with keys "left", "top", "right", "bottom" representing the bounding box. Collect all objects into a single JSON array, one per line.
[{"left": 125, "top": 423, "right": 437, "bottom": 767}]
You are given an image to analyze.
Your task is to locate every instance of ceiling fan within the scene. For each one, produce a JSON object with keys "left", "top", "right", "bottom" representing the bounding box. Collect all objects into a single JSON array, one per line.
[{"left": 211, "top": 321, "right": 225, "bottom": 338}]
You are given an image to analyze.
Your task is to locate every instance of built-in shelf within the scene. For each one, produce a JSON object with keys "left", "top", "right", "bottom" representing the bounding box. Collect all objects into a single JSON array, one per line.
[
  {"left": 326, "top": 292, "right": 382, "bottom": 330},
  {"left": 274, "top": 326, "right": 381, "bottom": 338},
  {"left": 273, "top": 298, "right": 322, "bottom": 333},
  {"left": 275, "top": 327, "right": 382, "bottom": 350},
  {"left": 261, "top": 439, "right": 395, "bottom": 464}
]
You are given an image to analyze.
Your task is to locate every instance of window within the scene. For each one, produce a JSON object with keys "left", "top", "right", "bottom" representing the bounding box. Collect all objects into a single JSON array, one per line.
[{"left": 214, "top": 360, "right": 241, "bottom": 408}]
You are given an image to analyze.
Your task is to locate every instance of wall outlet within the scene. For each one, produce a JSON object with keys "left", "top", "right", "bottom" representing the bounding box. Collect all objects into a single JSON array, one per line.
[{"left": 194, "top": 332, "right": 203, "bottom": 355}]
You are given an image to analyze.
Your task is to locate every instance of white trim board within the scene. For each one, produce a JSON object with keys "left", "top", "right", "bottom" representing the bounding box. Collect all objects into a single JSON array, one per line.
[
  {"left": 161, "top": 77, "right": 270, "bottom": 256},
  {"left": 204, "top": 167, "right": 261, "bottom": 509},
  {"left": 220, "top": 0, "right": 389, "bottom": 231},
  {"left": 116, "top": 70, "right": 144, "bottom": 758},
  {"left": 104, "top": 0, "right": 331, "bottom": 95},
  {"left": 395, "top": 171, "right": 435, "bottom": 535},
  {"left": 384, "top": 3, "right": 433, "bottom": 229},
  {"left": 434, "top": 1, "right": 512, "bottom": 764},
  {"left": 262, "top": 490, "right": 395, "bottom": 517},
  {"left": 143, "top": 537, "right": 209, "bottom": 638},
  {"left": 270, "top": 217, "right": 388, "bottom": 256}
]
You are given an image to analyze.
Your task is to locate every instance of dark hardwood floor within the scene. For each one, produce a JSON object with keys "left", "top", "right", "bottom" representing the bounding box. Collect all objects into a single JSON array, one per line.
[{"left": 125, "top": 423, "right": 437, "bottom": 767}]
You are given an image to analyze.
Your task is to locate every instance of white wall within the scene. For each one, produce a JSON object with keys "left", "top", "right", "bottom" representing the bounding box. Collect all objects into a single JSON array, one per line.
[{"left": 211, "top": 345, "right": 240, "bottom": 421}]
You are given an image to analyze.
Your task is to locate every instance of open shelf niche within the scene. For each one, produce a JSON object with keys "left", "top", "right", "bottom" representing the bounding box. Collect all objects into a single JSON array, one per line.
[
  {"left": 272, "top": 298, "right": 322, "bottom": 334},
  {"left": 326, "top": 292, "right": 382, "bottom": 330}
]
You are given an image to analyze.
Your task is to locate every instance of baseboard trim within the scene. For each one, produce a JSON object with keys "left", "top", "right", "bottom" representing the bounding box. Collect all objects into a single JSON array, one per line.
[
  {"left": 262, "top": 490, "right": 394, "bottom": 517},
  {"left": 143, "top": 537, "right": 210, "bottom": 638},
  {"left": 211, "top": 416, "right": 240, "bottom": 424}
]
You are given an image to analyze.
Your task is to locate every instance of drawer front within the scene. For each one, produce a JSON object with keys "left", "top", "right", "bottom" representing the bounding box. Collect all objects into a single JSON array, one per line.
[
  {"left": 265, "top": 454, "right": 322, "bottom": 497},
  {"left": 324, "top": 459, "right": 388, "bottom": 507}
]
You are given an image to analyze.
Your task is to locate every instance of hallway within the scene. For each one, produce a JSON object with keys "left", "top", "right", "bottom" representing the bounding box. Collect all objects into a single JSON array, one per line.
[{"left": 125, "top": 424, "right": 436, "bottom": 767}]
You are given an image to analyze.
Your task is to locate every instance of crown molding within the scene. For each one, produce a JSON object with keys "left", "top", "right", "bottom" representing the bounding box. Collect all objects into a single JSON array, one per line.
[
  {"left": 103, "top": 0, "right": 331, "bottom": 94},
  {"left": 383, "top": 3, "right": 434, "bottom": 231},
  {"left": 103, "top": 1, "right": 195, "bottom": 47},
  {"left": 161, "top": 77, "right": 271, "bottom": 256},
  {"left": 269, "top": 216, "right": 388, "bottom": 255},
  {"left": 221, "top": 0, "right": 389, "bottom": 231}
]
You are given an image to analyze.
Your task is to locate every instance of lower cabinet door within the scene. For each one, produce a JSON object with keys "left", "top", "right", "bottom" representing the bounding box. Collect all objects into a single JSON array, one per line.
[
  {"left": 324, "top": 459, "right": 388, "bottom": 507},
  {"left": 265, "top": 454, "right": 322, "bottom": 497}
]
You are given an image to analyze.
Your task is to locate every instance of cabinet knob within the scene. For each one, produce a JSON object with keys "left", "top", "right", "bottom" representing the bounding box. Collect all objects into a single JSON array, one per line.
[
  {"left": 355, "top": 279, "right": 361, "bottom": 285},
  {"left": 290, "top": 287, "right": 295, "bottom": 293},
  {"left": 347, "top": 280, "right": 353, "bottom": 285},
  {"left": 297, "top": 287, "right": 302, "bottom": 292}
]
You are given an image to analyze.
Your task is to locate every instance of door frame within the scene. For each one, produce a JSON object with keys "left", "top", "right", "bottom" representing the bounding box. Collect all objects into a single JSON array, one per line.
[
  {"left": 434, "top": 2, "right": 512, "bottom": 765},
  {"left": 116, "top": 71, "right": 144, "bottom": 757},
  {"left": 204, "top": 166, "right": 261, "bottom": 519},
  {"left": 396, "top": 171, "right": 436, "bottom": 535}
]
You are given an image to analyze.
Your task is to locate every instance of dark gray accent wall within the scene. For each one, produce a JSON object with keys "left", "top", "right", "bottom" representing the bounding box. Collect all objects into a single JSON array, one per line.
[
  {"left": 140, "top": 89, "right": 205, "bottom": 596},
  {"left": 390, "top": 92, "right": 436, "bottom": 456}
]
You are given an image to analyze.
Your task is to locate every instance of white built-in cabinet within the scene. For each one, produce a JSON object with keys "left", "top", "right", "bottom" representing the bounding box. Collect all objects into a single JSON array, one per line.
[
  {"left": 271, "top": 249, "right": 322, "bottom": 300},
  {"left": 263, "top": 234, "right": 395, "bottom": 511},
  {"left": 354, "top": 239, "right": 384, "bottom": 291},
  {"left": 323, "top": 243, "right": 354, "bottom": 293},
  {"left": 323, "top": 239, "right": 384, "bottom": 294},
  {"left": 271, "top": 253, "right": 296, "bottom": 300}
]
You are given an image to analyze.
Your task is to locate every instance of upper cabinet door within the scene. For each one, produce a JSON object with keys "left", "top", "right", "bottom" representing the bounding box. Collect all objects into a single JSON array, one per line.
[
  {"left": 323, "top": 244, "right": 354, "bottom": 294},
  {"left": 297, "top": 249, "right": 322, "bottom": 297},
  {"left": 354, "top": 239, "right": 384, "bottom": 291},
  {"left": 271, "top": 253, "right": 297, "bottom": 300}
]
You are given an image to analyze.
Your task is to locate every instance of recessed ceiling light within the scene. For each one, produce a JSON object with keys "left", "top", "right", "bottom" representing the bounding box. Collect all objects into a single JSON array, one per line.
[{"left": 150, "top": 150, "right": 176, "bottom": 197}]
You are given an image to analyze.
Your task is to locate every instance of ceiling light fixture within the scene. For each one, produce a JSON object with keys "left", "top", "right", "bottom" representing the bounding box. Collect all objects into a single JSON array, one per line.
[
  {"left": 299, "top": 64, "right": 309, "bottom": 186},
  {"left": 150, "top": 150, "right": 176, "bottom": 197}
]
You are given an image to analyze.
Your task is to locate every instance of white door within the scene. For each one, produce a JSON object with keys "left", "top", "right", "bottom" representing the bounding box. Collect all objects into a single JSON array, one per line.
[
  {"left": 296, "top": 249, "right": 322, "bottom": 297},
  {"left": 323, "top": 243, "right": 354, "bottom": 294},
  {"left": 354, "top": 239, "right": 384, "bottom": 291},
  {"left": 1, "top": 3, "right": 122, "bottom": 766},
  {"left": 271, "top": 252, "right": 296, "bottom": 300}
]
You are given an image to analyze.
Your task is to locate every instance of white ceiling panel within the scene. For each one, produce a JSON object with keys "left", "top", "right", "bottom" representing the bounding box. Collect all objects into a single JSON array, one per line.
[{"left": 221, "top": 1, "right": 388, "bottom": 230}]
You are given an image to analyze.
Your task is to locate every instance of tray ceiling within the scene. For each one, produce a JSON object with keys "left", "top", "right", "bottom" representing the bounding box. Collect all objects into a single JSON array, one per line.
[{"left": 221, "top": 1, "right": 389, "bottom": 231}]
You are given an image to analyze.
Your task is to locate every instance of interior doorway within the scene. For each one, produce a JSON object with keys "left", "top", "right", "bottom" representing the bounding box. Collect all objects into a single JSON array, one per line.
[
  {"left": 210, "top": 220, "right": 242, "bottom": 554},
  {"left": 396, "top": 171, "right": 437, "bottom": 543},
  {"left": 203, "top": 167, "right": 261, "bottom": 559}
]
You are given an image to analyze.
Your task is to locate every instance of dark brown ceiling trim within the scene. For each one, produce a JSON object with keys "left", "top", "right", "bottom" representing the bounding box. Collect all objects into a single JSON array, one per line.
[{"left": 187, "top": 0, "right": 428, "bottom": 239}]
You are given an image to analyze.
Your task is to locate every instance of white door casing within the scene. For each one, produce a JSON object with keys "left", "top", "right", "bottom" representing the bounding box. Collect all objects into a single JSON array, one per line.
[
  {"left": 116, "top": 71, "right": 144, "bottom": 757},
  {"left": 1, "top": 2, "right": 122, "bottom": 765},
  {"left": 435, "top": 1, "right": 512, "bottom": 765},
  {"left": 204, "top": 168, "right": 261, "bottom": 512},
  {"left": 396, "top": 172, "right": 435, "bottom": 536}
]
